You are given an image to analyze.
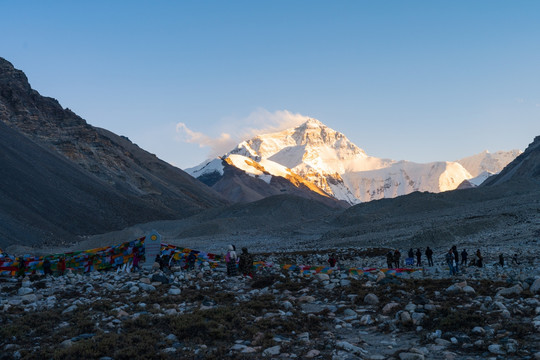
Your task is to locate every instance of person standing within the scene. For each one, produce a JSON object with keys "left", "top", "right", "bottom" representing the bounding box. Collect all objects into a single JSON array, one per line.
[
  {"left": 476, "top": 249, "right": 483, "bottom": 268},
  {"left": 452, "top": 245, "right": 460, "bottom": 273},
  {"left": 226, "top": 245, "right": 238, "bottom": 276},
  {"left": 42, "top": 257, "right": 52, "bottom": 276},
  {"left": 16, "top": 257, "right": 26, "bottom": 278},
  {"left": 57, "top": 257, "right": 66, "bottom": 276},
  {"left": 238, "top": 247, "right": 254, "bottom": 278},
  {"left": 446, "top": 249, "right": 456, "bottom": 276},
  {"left": 461, "top": 249, "right": 468, "bottom": 266},
  {"left": 499, "top": 253, "right": 505, "bottom": 267},
  {"left": 415, "top": 248, "right": 422, "bottom": 266},
  {"left": 132, "top": 249, "right": 141, "bottom": 272},
  {"left": 386, "top": 251, "right": 394, "bottom": 269},
  {"left": 328, "top": 254, "right": 337, "bottom": 268},
  {"left": 187, "top": 251, "right": 197, "bottom": 271},
  {"left": 393, "top": 249, "right": 401, "bottom": 268},
  {"left": 425, "top": 247, "right": 434, "bottom": 266}
]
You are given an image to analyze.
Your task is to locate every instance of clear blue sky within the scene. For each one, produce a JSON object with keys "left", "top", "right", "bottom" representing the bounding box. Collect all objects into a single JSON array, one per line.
[{"left": 2, "top": 1, "right": 539, "bottom": 169}]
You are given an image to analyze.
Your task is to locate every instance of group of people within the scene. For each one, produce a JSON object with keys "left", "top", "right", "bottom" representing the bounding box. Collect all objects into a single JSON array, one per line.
[
  {"left": 383, "top": 246, "right": 491, "bottom": 273},
  {"left": 445, "top": 246, "right": 485, "bottom": 275},
  {"left": 154, "top": 251, "right": 198, "bottom": 273},
  {"left": 225, "top": 245, "right": 255, "bottom": 278},
  {"left": 16, "top": 256, "right": 66, "bottom": 278},
  {"left": 385, "top": 247, "right": 435, "bottom": 269}
]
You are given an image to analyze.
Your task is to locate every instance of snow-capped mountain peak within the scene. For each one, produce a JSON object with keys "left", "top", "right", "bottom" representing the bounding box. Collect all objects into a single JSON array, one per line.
[
  {"left": 457, "top": 149, "right": 522, "bottom": 177},
  {"left": 187, "top": 118, "right": 521, "bottom": 205}
]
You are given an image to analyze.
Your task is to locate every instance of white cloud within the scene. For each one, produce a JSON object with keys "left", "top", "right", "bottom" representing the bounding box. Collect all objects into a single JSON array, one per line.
[
  {"left": 175, "top": 122, "right": 235, "bottom": 156},
  {"left": 175, "top": 109, "right": 311, "bottom": 158},
  {"left": 236, "top": 109, "right": 310, "bottom": 138}
]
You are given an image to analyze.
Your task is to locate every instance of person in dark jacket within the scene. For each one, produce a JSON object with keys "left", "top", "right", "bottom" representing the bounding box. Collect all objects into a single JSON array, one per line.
[
  {"left": 238, "top": 247, "right": 254, "bottom": 278},
  {"left": 42, "top": 257, "right": 52, "bottom": 276},
  {"left": 461, "top": 249, "right": 468, "bottom": 266},
  {"left": 187, "top": 251, "right": 197, "bottom": 271},
  {"left": 425, "top": 247, "right": 434, "bottom": 266},
  {"left": 476, "top": 249, "right": 483, "bottom": 267},
  {"left": 328, "top": 254, "right": 337, "bottom": 268},
  {"left": 415, "top": 248, "right": 422, "bottom": 266},
  {"left": 386, "top": 251, "right": 393, "bottom": 268},
  {"left": 393, "top": 249, "right": 401, "bottom": 268},
  {"left": 16, "top": 257, "right": 26, "bottom": 278}
]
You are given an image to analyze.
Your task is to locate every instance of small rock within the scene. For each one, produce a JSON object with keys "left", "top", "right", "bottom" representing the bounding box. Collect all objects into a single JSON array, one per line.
[
  {"left": 399, "top": 352, "right": 424, "bottom": 360},
  {"left": 60, "top": 339, "right": 73, "bottom": 348},
  {"left": 168, "top": 287, "right": 181, "bottom": 295},
  {"left": 139, "top": 283, "right": 156, "bottom": 292},
  {"left": 471, "top": 326, "right": 485, "bottom": 335},
  {"left": 305, "top": 349, "right": 320, "bottom": 358},
  {"left": 496, "top": 285, "right": 523, "bottom": 297},
  {"left": 488, "top": 344, "right": 505, "bottom": 355},
  {"left": 336, "top": 341, "right": 365, "bottom": 355},
  {"left": 382, "top": 302, "right": 400, "bottom": 314},
  {"left": 315, "top": 273, "right": 329, "bottom": 281},
  {"left": 262, "top": 345, "right": 281, "bottom": 356},
  {"left": 62, "top": 305, "right": 77, "bottom": 314},
  {"left": 399, "top": 311, "right": 412, "bottom": 324},
  {"left": 360, "top": 314, "right": 374, "bottom": 325},
  {"left": 17, "top": 287, "right": 33, "bottom": 296},
  {"left": 364, "top": 293, "right": 379, "bottom": 305}
]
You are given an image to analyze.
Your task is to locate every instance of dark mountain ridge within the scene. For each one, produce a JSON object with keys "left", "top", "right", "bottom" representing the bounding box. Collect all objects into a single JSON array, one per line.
[
  {"left": 482, "top": 135, "right": 540, "bottom": 186},
  {"left": 204, "top": 158, "right": 348, "bottom": 209},
  {"left": 0, "top": 58, "right": 227, "bottom": 248}
]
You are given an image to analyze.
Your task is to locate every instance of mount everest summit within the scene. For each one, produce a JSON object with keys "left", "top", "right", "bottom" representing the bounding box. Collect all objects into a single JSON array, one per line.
[{"left": 186, "top": 119, "right": 521, "bottom": 204}]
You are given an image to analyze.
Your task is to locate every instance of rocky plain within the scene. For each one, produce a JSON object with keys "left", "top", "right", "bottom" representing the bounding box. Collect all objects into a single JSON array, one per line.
[{"left": 1, "top": 244, "right": 539, "bottom": 360}]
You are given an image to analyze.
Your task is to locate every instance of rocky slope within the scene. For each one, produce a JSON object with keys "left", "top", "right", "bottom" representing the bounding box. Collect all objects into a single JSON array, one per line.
[
  {"left": 482, "top": 136, "right": 540, "bottom": 186},
  {"left": 188, "top": 155, "right": 348, "bottom": 208},
  {"left": 0, "top": 58, "right": 227, "bottom": 248}
]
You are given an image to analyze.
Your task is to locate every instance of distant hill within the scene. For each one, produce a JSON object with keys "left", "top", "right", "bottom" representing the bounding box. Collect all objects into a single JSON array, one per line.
[{"left": 0, "top": 57, "right": 227, "bottom": 248}]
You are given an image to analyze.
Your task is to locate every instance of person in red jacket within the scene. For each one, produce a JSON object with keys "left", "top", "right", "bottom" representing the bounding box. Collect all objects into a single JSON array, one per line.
[{"left": 57, "top": 257, "right": 66, "bottom": 276}]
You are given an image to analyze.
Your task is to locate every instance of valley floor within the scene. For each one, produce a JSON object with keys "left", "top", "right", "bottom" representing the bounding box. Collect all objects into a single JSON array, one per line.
[{"left": 1, "top": 248, "right": 539, "bottom": 360}]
